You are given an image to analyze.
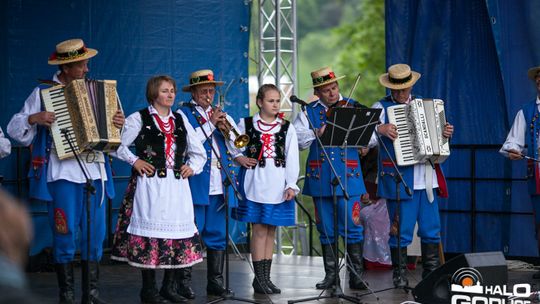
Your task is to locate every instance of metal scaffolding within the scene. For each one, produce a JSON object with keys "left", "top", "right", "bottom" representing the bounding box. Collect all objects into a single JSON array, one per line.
[{"left": 257, "top": 0, "right": 298, "bottom": 114}]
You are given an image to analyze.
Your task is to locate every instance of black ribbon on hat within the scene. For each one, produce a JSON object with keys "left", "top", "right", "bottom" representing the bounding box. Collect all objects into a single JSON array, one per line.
[
  {"left": 388, "top": 73, "right": 412, "bottom": 84},
  {"left": 55, "top": 46, "right": 88, "bottom": 61}
]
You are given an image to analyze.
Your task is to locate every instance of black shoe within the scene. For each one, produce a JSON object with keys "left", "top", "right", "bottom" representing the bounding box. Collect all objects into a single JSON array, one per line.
[
  {"left": 206, "top": 250, "right": 229, "bottom": 296},
  {"left": 140, "top": 270, "right": 171, "bottom": 304},
  {"left": 160, "top": 269, "right": 187, "bottom": 303},
  {"left": 533, "top": 270, "right": 540, "bottom": 280},
  {"left": 315, "top": 244, "right": 337, "bottom": 290},
  {"left": 55, "top": 263, "right": 75, "bottom": 304},
  {"left": 252, "top": 260, "right": 272, "bottom": 294},
  {"left": 421, "top": 243, "right": 441, "bottom": 279},
  {"left": 390, "top": 247, "right": 409, "bottom": 288},
  {"left": 176, "top": 267, "right": 195, "bottom": 299},
  {"left": 347, "top": 243, "right": 368, "bottom": 290},
  {"left": 81, "top": 261, "right": 108, "bottom": 304},
  {"left": 263, "top": 259, "right": 281, "bottom": 294}
]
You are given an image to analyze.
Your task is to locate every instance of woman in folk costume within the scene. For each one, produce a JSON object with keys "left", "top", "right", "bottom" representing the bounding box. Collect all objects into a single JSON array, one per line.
[
  {"left": 233, "top": 84, "right": 300, "bottom": 294},
  {"left": 111, "top": 75, "right": 206, "bottom": 304}
]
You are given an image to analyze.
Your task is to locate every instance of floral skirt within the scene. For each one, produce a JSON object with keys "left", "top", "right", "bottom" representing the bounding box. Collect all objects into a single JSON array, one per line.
[{"left": 111, "top": 175, "right": 203, "bottom": 269}]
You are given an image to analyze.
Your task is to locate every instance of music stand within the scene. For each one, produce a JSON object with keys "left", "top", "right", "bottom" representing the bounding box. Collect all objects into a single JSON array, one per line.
[{"left": 288, "top": 107, "right": 380, "bottom": 304}]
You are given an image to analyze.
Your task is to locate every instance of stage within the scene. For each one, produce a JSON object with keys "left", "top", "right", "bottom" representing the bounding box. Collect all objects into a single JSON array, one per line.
[{"left": 27, "top": 254, "right": 539, "bottom": 304}]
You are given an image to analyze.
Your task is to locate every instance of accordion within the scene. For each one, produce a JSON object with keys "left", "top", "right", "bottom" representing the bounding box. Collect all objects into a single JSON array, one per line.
[
  {"left": 386, "top": 98, "right": 450, "bottom": 166},
  {"left": 41, "top": 79, "right": 122, "bottom": 160}
]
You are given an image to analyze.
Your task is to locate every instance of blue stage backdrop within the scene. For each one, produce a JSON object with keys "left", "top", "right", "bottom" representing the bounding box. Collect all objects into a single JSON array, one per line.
[
  {"left": 0, "top": 0, "right": 251, "bottom": 255},
  {"left": 386, "top": 0, "right": 540, "bottom": 257}
]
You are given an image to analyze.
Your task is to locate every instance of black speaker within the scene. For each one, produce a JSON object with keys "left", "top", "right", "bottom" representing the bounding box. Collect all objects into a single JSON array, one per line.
[{"left": 412, "top": 251, "right": 508, "bottom": 304}]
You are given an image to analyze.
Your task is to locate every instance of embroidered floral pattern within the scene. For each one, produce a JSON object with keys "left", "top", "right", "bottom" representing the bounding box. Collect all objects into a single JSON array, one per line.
[{"left": 111, "top": 175, "right": 203, "bottom": 268}]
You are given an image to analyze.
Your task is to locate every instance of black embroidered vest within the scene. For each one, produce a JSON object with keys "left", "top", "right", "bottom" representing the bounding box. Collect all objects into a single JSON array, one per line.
[
  {"left": 244, "top": 116, "right": 289, "bottom": 168},
  {"left": 134, "top": 109, "right": 187, "bottom": 178}
]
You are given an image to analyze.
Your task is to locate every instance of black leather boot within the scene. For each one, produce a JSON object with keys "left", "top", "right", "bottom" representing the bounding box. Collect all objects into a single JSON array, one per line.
[
  {"left": 263, "top": 259, "right": 281, "bottom": 294},
  {"left": 176, "top": 267, "right": 195, "bottom": 299},
  {"left": 315, "top": 244, "right": 337, "bottom": 290},
  {"left": 347, "top": 243, "right": 368, "bottom": 290},
  {"left": 421, "top": 243, "right": 440, "bottom": 279},
  {"left": 390, "top": 247, "right": 409, "bottom": 288},
  {"left": 252, "top": 260, "right": 272, "bottom": 294},
  {"left": 140, "top": 270, "right": 170, "bottom": 304},
  {"left": 55, "top": 263, "right": 75, "bottom": 304},
  {"left": 81, "top": 261, "right": 108, "bottom": 304},
  {"left": 206, "top": 250, "right": 229, "bottom": 296},
  {"left": 159, "top": 269, "right": 187, "bottom": 303}
]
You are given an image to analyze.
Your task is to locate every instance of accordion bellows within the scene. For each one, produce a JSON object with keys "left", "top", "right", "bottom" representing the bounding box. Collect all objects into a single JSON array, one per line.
[{"left": 41, "top": 79, "right": 122, "bottom": 160}]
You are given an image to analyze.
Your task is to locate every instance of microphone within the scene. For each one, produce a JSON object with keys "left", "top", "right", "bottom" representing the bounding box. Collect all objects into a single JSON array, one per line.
[
  {"left": 290, "top": 95, "right": 308, "bottom": 107},
  {"left": 404, "top": 186, "right": 413, "bottom": 197}
]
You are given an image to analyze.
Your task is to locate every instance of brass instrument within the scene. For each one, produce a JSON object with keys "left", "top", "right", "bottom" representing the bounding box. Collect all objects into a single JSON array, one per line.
[{"left": 211, "top": 98, "right": 250, "bottom": 148}]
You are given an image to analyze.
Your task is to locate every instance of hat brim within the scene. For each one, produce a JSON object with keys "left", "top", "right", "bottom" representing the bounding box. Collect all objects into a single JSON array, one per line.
[
  {"left": 182, "top": 80, "right": 225, "bottom": 92},
  {"left": 311, "top": 75, "right": 346, "bottom": 88},
  {"left": 47, "top": 48, "right": 98, "bottom": 65},
  {"left": 379, "top": 71, "right": 421, "bottom": 90},
  {"left": 528, "top": 67, "right": 540, "bottom": 80}
]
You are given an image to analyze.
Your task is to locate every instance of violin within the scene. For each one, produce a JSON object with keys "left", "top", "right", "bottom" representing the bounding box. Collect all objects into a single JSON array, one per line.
[{"left": 326, "top": 99, "right": 354, "bottom": 118}]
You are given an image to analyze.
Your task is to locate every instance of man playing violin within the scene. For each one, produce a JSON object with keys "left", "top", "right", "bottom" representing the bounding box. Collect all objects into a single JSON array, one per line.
[
  {"left": 293, "top": 67, "right": 369, "bottom": 290},
  {"left": 177, "top": 69, "right": 242, "bottom": 298}
]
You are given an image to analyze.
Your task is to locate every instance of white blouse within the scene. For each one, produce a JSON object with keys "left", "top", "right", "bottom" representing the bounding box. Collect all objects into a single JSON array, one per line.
[
  {"left": 116, "top": 106, "right": 206, "bottom": 239},
  {"left": 237, "top": 113, "right": 300, "bottom": 204}
]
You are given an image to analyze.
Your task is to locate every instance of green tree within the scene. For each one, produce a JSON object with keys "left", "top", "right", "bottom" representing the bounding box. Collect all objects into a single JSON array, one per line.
[{"left": 334, "top": 0, "right": 385, "bottom": 106}]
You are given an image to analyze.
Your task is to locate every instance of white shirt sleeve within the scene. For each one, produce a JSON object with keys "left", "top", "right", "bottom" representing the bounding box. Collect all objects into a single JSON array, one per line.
[
  {"left": 179, "top": 111, "right": 207, "bottom": 175},
  {"left": 293, "top": 111, "right": 315, "bottom": 150},
  {"left": 115, "top": 112, "right": 142, "bottom": 166},
  {"left": 500, "top": 109, "right": 527, "bottom": 157},
  {"left": 368, "top": 101, "right": 385, "bottom": 148},
  {"left": 7, "top": 87, "right": 42, "bottom": 146},
  {"left": 285, "top": 123, "right": 301, "bottom": 195},
  {"left": 0, "top": 127, "right": 11, "bottom": 159}
]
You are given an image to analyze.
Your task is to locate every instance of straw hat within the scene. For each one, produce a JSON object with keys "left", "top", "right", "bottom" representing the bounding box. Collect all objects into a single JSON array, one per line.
[
  {"left": 379, "top": 64, "right": 421, "bottom": 90},
  {"left": 528, "top": 66, "right": 540, "bottom": 80},
  {"left": 182, "top": 69, "right": 224, "bottom": 92},
  {"left": 310, "top": 67, "right": 345, "bottom": 88},
  {"left": 47, "top": 38, "right": 98, "bottom": 65}
]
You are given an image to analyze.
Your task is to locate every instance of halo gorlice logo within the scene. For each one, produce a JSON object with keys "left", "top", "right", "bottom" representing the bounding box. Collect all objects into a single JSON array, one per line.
[{"left": 450, "top": 267, "right": 532, "bottom": 304}]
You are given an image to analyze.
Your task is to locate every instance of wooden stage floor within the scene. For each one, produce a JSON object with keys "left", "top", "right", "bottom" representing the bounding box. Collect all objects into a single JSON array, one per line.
[{"left": 27, "top": 254, "right": 539, "bottom": 303}]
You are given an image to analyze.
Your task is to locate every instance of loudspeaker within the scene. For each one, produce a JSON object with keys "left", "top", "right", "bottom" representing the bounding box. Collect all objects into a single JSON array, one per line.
[{"left": 412, "top": 251, "right": 508, "bottom": 304}]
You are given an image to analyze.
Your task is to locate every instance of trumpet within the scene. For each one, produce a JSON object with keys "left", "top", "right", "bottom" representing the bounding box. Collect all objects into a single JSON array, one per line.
[{"left": 210, "top": 99, "right": 250, "bottom": 148}]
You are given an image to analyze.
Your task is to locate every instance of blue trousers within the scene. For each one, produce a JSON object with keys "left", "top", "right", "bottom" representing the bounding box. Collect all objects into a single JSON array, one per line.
[
  {"left": 313, "top": 196, "right": 363, "bottom": 245},
  {"left": 387, "top": 189, "right": 441, "bottom": 248},
  {"left": 195, "top": 194, "right": 226, "bottom": 250},
  {"left": 47, "top": 179, "right": 106, "bottom": 263}
]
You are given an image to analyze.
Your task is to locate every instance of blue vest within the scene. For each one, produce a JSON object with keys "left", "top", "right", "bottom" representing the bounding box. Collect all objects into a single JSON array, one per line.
[
  {"left": 178, "top": 106, "right": 239, "bottom": 207},
  {"left": 377, "top": 96, "right": 415, "bottom": 200},
  {"left": 302, "top": 99, "right": 366, "bottom": 197},
  {"left": 28, "top": 85, "right": 115, "bottom": 201},
  {"left": 522, "top": 101, "right": 540, "bottom": 195}
]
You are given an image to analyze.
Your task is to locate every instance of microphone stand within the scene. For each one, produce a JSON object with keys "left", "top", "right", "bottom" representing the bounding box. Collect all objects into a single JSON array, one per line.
[
  {"left": 288, "top": 103, "right": 361, "bottom": 304},
  {"left": 367, "top": 131, "right": 413, "bottom": 294},
  {"left": 182, "top": 103, "right": 262, "bottom": 304},
  {"left": 61, "top": 128, "right": 96, "bottom": 304}
]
